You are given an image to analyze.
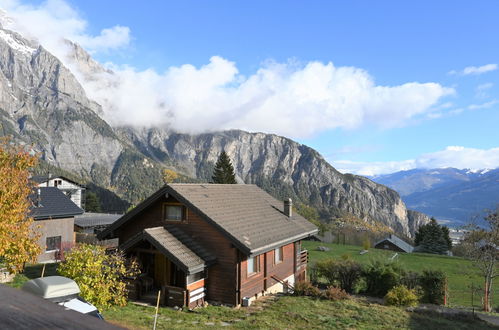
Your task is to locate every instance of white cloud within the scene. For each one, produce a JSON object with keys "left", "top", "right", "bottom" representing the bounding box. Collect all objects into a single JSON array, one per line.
[
  {"left": 0, "top": 0, "right": 453, "bottom": 138},
  {"left": 475, "top": 83, "right": 493, "bottom": 98},
  {"left": 335, "top": 146, "right": 499, "bottom": 176},
  {"left": 468, "top": 99, "right": 499, "bottom": 110},
  {"left": 449, "top": 64, "right": 498, "bottom": 76},
  {"left": 0, "top": 0, "right": 130, "bottom": 60}
]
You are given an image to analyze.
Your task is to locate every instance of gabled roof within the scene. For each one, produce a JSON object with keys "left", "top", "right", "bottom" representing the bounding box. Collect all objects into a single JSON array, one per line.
[
  {"left": 375, "top": 234, "right": 414, "bottom": 253},
  {"left": 100, "top": 184, "right": 318, "bottom": 256},
  {"left": 30, "top": 187, "right": 84, "bottom": 220},
  {"left": 120, "top": 226, "right": 215, "bottom": 274},
  {"left": 74, "top": 213, "right": 122, "bottom": 228},
  {"left": 31, "top": 175, "right": 84, "bottom": 187}
]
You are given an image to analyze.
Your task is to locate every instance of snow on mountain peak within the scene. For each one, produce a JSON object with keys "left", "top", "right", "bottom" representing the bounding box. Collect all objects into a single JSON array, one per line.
[{"left": 0, "top": 29, "right": 37, "bottom": 56}]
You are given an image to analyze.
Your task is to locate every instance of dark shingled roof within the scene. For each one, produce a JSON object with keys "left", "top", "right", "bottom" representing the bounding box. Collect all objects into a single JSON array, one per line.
[
  {"left": 30, "top": 187, "right": 84, "bottom": 220},
  {"left": 120, "top": 226, "right": 215, "bottom": 274},
  {"left": 375, "top": 234, "right": 414, "bottom": 253},
  {"left": 101, "top": 184, "right": 318, "bottom": 256},
  {"left": 0, "top": 284, "right": 123, "bottom": 330},
  {"left": 74, "top": 213, "right": 122, "bottom": 228}
]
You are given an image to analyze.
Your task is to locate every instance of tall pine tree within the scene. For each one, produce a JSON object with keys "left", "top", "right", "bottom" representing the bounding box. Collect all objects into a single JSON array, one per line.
[
  {"left": 212, "top": 151, "right": 237, "bottom": 184},
  {"left": 414, "top": 217, "right": 452, "bottom": 254}
]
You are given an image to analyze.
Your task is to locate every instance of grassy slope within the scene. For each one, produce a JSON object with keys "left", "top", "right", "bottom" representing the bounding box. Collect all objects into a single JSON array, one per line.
[
  {"left": 303, "top": 241, "right": 498, "bottom": 308},
  {"left": 103, "top": 295, "right": 495, "bottom": 330},
  {"left": 7, "top": 262, "right": 497, "bottom": 329}
]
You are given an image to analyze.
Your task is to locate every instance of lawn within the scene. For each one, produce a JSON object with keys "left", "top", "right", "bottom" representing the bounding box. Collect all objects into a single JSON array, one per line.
[
  {"left": 6, "top": 260, "right": 499, "bottom": 329},
  {"left": 303, "top": 240, "right": 498, "bottom": 308},
  {"left": 103, "top": 295, "right": 496, "bottom": 330}
]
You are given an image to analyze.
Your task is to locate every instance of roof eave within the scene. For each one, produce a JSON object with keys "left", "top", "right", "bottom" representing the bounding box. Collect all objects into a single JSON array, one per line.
[{"left": 247, "top": 228, "right": 319, "bottom": 257}]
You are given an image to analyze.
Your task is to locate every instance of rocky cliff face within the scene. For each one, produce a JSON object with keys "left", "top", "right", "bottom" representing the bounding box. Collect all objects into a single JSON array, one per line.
[
  {"left": 120, "top": 127, "right": 429, "bottom": 237},
  {"left": 0, "top": 26, "right": 429, "bottom": 236}
]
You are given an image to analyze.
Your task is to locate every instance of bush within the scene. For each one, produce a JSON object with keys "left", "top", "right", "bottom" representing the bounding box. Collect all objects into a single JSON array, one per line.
[
  {"left": 419, "top": 269, "right": 446, "bottom": 305},
  {"left": 362, "top": 238, "right": 371, "bottom": 251},
  {"left": 308, "top": 262, "right": 320, "bottom": 285},
  {"left": 385, "top": 285, "right": 419, "bottom": 307},
  {"left": 323, "top": 286, "right": 349, "bottom": 300},
  {"left": 293, "top": 281, "right": 321, "bottom": 297},
  {"left": 401, "top": 271, "right": 420, "bottom": 290},
  {"left": 363, "top": 260, "right": 406, "bottom": 297},
  {"left": 58, "top": 244, "right": 139, "bottom": 308},
  {"left": 314, "top": 259, "right": 362, "bottom": 293}
]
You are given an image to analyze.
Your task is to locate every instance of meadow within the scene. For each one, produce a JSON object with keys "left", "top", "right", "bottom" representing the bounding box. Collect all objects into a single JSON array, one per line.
[{"left": 303, "top": 240, "right": 498, "bottom": 308}]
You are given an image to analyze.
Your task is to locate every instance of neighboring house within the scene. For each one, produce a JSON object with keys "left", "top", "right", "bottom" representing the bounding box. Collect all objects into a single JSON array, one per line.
[
  {"left": 30, "top": 187, "right": 84, "bottom": 262},
  {"left": 374, "top": 234, "right": 414, "bottom": 253},
  {"left": 74, "top": 212, "right": 122, "bottom": 234},
  {"left": 98, "top": 184, "right": 318, "bottom": 308},
  {"left": 32, "top": 175, "right": 85, "bottom": 209}
]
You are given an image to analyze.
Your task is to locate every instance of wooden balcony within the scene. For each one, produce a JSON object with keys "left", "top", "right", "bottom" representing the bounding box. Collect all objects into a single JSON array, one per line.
[{"left": 296, "top": 249, "right": 308, "bottom": 270}]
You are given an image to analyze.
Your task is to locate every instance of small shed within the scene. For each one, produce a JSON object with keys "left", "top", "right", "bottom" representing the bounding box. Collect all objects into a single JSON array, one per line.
[{"left": 374, "top": 234, "right": 414, "bottom": 253}]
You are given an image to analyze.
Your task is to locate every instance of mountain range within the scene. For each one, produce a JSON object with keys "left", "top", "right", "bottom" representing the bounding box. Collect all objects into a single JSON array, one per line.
[
  {"left": 0, "top": 25, "right": 429, "bottom": 237},
  {"left": 372, "top": 168, "right": 499, "bottom": 226}
]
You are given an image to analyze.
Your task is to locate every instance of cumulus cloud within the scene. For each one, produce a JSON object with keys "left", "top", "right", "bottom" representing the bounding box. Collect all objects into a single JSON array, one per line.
[
  {"left": 0, "top": 0, "right": 130, "bottom": 59},
  {"left": 0, "top": 0, "right": 453, "bottom": 138},
  {"left": 335, "top": 146, "right": 499, "bottom": 176},
  {"left": 449, "top": 64, "right": 498, "bottom": 76}
]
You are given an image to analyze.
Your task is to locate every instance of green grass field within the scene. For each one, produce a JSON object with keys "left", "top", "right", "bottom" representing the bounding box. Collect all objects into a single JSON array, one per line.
[
  {"left": 303, "top": 240, "right": 497, "bottom": 308},
  {"left": 6, "top": 256, "right": 499, "bottom": 329},
  {"left": 103, "top": 295, "right": 496, "bottom": 330}
]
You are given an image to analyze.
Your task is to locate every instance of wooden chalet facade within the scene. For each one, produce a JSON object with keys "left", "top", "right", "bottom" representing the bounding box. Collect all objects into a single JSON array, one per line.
[{"left": 98, "top": 184, "right": 317, "bottom": 308}]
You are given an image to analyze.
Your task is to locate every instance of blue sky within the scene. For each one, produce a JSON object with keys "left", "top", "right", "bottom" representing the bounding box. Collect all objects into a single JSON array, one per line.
[{"left": 2, "top": 0, "right": 499, "bottom": 174}]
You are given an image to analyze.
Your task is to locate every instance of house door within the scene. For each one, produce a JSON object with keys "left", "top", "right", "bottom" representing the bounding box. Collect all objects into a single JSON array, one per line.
[{"left": 154, "top": 254, "right": 171, "bottom": 287}]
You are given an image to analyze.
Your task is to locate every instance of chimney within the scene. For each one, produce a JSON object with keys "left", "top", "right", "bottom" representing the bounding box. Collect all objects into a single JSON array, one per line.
[
  {"left": 47, "top": 172, "right": 51, "bottom": 187},
  {"left": 284, "top": 198, "right": 292, "bottom": 217}
]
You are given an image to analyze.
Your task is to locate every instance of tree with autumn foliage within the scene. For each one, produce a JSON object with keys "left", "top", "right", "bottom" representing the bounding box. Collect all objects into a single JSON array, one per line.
[
  {"left": 163, "top": 168, "right": 179, "bottom": 183},
  {"left": 0, "top": 138, "right": 41, "bottom": 273},
  {"left": 58, "top": 244, "right": 139, "bottom": 308}
]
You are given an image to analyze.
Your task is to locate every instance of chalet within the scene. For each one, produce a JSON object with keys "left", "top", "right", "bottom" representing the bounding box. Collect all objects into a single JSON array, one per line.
[
  {"left": 374, "top": 234, "right": 414, "bottom": 253},
  {"left": 32, "top": 175, "right": 85, "bottom": 209},
  {"left": 31, "top": 187, "right": 84, "bottom": 262},
  {"left": 98, "top": 184, "right": 318, "bottom": 308}
]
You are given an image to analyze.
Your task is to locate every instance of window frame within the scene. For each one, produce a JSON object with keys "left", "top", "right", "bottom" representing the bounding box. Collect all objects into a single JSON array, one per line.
[
  {"left": 247, "top": 255, "right": 260, "bottom": 276},
  {"left": 46, "top": 236, "right": 61, "bottom": 252},
  {"left": 163, "top": 203, "right": 186, "bottom": 222},
  {"left": 274, "top": 246, "right": 283, "bottom": 264}
]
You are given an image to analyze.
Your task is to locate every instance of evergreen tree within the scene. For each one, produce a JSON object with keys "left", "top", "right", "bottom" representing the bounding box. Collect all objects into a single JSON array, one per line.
[
  {"left": 414, "top": 217, "right": 451, "bottom": 254},
  {"left": 212, "top": 151, "right": 237, "bottom": 184},
  {"left": 85, "top": 191, "right": 102, "bottom": 212}
]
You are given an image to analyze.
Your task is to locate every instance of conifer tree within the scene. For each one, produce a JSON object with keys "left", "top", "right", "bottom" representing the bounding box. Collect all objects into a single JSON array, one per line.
[
  {"left": 414, "top": 218, "right": 452, "bottom": 254},
  {"left": 212, "top": 151, "right": 237, "bottom": 184}
]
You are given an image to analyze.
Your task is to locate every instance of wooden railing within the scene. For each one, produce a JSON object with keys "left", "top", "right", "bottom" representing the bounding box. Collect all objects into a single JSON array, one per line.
[{"left": 299, "top": 249, "right": 308, "bottom": 266}]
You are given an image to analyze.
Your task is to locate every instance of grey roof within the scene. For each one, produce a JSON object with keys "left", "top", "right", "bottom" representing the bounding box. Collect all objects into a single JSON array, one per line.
[
  {"left": 30, "top": 187, "right": 84, "bottom": 220},
  {"left": 101, "top": 184, "right": 318, "bottom": 256},
  {"left": 120, "top": 226, "right": 215, "bottom": 274},
  {"left": 375, "top": 234, "right": 414, "bottom": 253},
  {"left": 0, "top": 284, "right": 122, "bottom": 330},
  {"left": 74, "top": 213, "right": 122, "bottom": 228}
]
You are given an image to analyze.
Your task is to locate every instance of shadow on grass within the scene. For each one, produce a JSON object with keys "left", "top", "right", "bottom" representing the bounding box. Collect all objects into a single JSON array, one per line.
[{"left": 408, "top": 310, "right": 498, "bottom": 330}]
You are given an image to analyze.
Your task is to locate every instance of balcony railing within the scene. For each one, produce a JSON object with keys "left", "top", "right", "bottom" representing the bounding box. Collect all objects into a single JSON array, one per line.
[{"left": 297, "top": 249, "right": 308, "bottom": 269}]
